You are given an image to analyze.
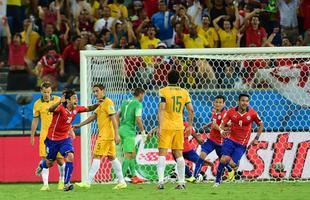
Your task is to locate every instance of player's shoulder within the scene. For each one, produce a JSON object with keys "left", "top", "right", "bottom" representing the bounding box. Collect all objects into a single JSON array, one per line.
[
  {"left": 34, "top": 98, "right": 42, "bottom": 106},
  {"left": 52, "top": 95, "right": 61, "bottom": 101},
  {"left": 104, "top": 97, "right": 114, "bottom": 104},
  {"left": 249, "top": 108, "right": 258, "bottom": 115}
]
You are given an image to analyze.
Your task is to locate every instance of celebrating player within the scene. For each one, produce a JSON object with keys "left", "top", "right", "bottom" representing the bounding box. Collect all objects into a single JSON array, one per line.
[
  {"left": 31, "top": 81, "right": 65, "bottom": 191},
  {"left": 35, "top": 89, "right": 100, "bottom": 191},
  {"left": 214, "top": 94, "right": 264, "bottom": 187},
  {"left": 193, "top": 95, "right": 233, "bottom": 180},
  {"left": 117, "top": 88, "right": 146, "bottom": 184},
  {"left": 75, "top": 84, "right": 127, "bottom": 189},
  {"left": 157, "top": 70, "right": 194, "bottom": 189}
]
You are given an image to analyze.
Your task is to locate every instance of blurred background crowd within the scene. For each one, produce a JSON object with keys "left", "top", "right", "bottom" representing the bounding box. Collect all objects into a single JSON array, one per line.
[{"left": 0, "top": 0, "right": 309, "bottom": 91}]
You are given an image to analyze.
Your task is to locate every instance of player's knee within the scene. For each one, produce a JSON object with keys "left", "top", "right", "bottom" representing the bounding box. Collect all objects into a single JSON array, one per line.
[
  {"left": 200, "top": 152, "right": 207, "bottom": 160},
  {"left": 158, "top": 148, "right": 168, "bottom": 156},
  {"left": 172, "top": 150, "right": 182, "bottom": 158},
  {"left": 46, "top": 160, "right": 54, "bottom": 168},
  {"left": 66, "top": 152, "right": 74, "bottom": 162},
  {"left": 220, "top": 156, "right": 230, "bottom": 164},
  {"left": 56, "top": 158, "right": 65, "bottom": 165}
]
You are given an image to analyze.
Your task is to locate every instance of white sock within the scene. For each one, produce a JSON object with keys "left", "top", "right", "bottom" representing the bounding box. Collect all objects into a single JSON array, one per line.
[
  {"left": 157, "top": 156, "right": 166, "bottom": 184},
  {"left": 111, "top": 158, "right": 125, "bottom": 184},
  {"left": 87, "top": 159, "right": 101, "bottom": 184},
  {"left": 42, "top": 168, "right": 49, "bottom": 186},
  {"left": 176, "top": 157, "right": 185, "bottom": 185},
  {"left": 58, "top": 163, "right": 65, "bottom": 181}
]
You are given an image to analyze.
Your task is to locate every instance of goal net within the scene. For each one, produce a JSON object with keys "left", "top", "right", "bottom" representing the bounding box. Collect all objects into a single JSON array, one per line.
[{"left": 80, "top": 47, "right": 310, "bottom": 183}]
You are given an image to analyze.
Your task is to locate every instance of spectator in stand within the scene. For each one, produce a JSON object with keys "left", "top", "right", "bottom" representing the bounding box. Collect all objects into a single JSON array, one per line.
[
  {"left": 137, "top": 17, "right": 161, "bottom": 49},
  {"left": 171, "top": 4, "right": 191, "bottom": 30},
  {"left": 182, "top": 23, "right": 210, "bottom": 48},
  {"left": 21, "top": 19, "right": 40, "bottom": 67},
  {"left": 7, "top": 0, "right": 23, "bottom": 34},
  {"left": 94, "top": 6, "right": 115, "bottom": 35},
  {"left": 71, "top": 0, "right": 92, "bottom": 20},
  {"left": 187, "top": 0, "right": 203, "bottom": 26},
  {"left": 213, "top": 2, "right": 240, "bottom": 48},
  {"left": 96, "top": 28, "right": 115, "bottom": 49},
  {"left": 171, "top": 22, "right": 185, "bottom": 48},
  {"left": 76, "top": 8, "right": 95, "bottom": 34},
  {"left": 37, "top": 23, "right": 61, "bottom": 57},
  {"left": 210, "top": 0, "right": 227, "bottom": 20},
  {"left": 62, "top": 35, "right": 83, "bottom": 89},
  {"left": 277, "top": 0, "right": 300, "bottom": 44},
  {"left": 109, "top": 0, "right": 128, "bottom": 19},
  {"left": 240, "top": 9, "right": 267, "bottom": 47},
  {"left": 131, "top": 8, "right": 148, "bottom": 31},
  {"left": 36, "top": 46, "right": 64, "bottom": 90},
  {"left": 3, "top": 16, "right": 34, "bottom": 90},
  {"left": 197, "top": 14, "right": 219, "bottom": 48},
  {"left": 151, "top": 1, "right": 174, "bottom": 46},
  {"left": 303, "top": 29, "right": 310, "bottom": 46},
  {"left": 144, "top": 0, "right": 159, "bottom": 18},
  {"left": 112, "top": 20, "right": 137, "bottom": 49}
]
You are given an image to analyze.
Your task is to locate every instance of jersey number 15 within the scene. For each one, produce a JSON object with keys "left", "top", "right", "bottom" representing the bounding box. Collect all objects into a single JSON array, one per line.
[{"left": 171, "top": 96, "right": 182, "bottom": 112}]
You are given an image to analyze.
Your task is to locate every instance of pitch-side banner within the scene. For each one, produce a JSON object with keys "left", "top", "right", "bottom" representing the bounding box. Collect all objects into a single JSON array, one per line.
[{"left": 135, "top": 132, "right": 310, "bottom": 180}]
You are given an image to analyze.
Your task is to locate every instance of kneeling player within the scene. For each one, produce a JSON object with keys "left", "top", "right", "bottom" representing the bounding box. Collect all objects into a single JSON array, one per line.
[{"left": 214, "top": 94, "right": 264, "bottom": 187}]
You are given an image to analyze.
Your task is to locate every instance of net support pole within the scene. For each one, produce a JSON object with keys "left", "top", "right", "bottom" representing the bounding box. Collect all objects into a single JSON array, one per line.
[{"left": 80, "top": 52, "right": 90, "bottom": 182}]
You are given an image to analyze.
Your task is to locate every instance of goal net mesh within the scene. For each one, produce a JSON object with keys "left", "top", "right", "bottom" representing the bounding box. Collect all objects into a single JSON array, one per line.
[{"left": 81, "top": 49, "right": 310, "bottom": 183}]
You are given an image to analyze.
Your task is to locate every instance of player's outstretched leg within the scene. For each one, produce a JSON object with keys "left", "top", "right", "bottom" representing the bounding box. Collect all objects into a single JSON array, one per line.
[{"left": 111, "top": 158, "right": 127, "bottom": 189}]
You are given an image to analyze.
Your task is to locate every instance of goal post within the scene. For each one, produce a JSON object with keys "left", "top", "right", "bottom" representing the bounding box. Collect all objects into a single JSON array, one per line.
[{"left": 80, "top": 47, "right": 310, "bottom": 183}]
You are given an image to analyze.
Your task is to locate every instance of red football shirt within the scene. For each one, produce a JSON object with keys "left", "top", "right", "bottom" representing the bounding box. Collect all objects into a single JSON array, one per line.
[
  {"left": 209, "top": 108, "right": 226, "bottom": 145},
  {"left": 183, "top": 122, "right": 196, "bottom": 152},
  {"left": 62, "top": 44, "right": 80, "bottom": 65},
  {"left": 222, "top": 107, "right": 262, "bottom": 146},
  {"left": 245, "top": 25, "right": 267, "bottom": 47},
  {"left": 47, "top": 104, "right": 87, "bottom": 141}
]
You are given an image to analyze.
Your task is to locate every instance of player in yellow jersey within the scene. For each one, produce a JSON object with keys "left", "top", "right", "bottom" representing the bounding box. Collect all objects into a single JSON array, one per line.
[
  {"left": 75, "top": 84, "right": 126, "bottom": 189},
  {"left": 157, "top": 70, "right": 195, "bottom": 189},
  {"left": 30, "top": 81, "right": 65, "bottom": 191}
]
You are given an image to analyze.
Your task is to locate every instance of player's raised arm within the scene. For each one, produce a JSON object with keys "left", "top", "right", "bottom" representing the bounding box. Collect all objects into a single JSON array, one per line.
[{"left": 48, "top": 100, "right": 62, "bottom": 112}]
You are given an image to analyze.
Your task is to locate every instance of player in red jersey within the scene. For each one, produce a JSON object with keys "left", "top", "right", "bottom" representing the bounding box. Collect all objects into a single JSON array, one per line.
[
  {"left": 35, "top": 89, "right": 100, "bottom": 191},
  {"left": 214, "top": 94, "right": 264, "bottom": 187},
  {"left": 193, "top": 95, "right": 233, "bottom": 181}
]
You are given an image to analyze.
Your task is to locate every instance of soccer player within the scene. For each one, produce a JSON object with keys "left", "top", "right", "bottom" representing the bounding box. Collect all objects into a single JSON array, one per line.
[
  {"left": 157, "top": 70, "right": 194, "bottom": 189},
  {"left": 192, "top": 95, "right": 233, "bottom": 180},
  {"left": 31, "top": 81, "right": 65, "bottom": 191},
  {"left": 35, "top": 89, "right": 99, "bottom": 191},
  {"left": 117, "top": 88, "right": 146, "bottom": 184},
  {"left": 75, "top": 84, "right": 127, "bottom": 189},
  {"left": 214, "top": 94, "right": 264, "bottom": 187}
]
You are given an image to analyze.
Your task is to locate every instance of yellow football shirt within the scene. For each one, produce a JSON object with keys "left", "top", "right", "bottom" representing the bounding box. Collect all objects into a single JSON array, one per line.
[
  {"left": 33, "top": 96, "right": 61, "bottom": 139},
  {"left": 197, "top": 26, "right": 219, "bottom": 48},
  {"left": 217, "top": 28, "right": 237, "bottom": 48},
  {"left": 183, "top": 34, "right": 209, "bottom": 48},
  {"left": 21, "top": 31, "right": 40, "bottom": 61},
  {"left": 95, "top": 97, "right": 116, "bottom": 140},
  {"left": 159, "top": 85, "right": 191, "bottom": 130},
  {"left": 108, "top": 3, "right": 128, "bottom": 18}
]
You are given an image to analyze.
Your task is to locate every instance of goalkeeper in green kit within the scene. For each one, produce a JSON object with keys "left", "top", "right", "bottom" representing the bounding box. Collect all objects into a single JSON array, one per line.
[{"left": 117, "top": 88, "right": 146, "bottom": 184}]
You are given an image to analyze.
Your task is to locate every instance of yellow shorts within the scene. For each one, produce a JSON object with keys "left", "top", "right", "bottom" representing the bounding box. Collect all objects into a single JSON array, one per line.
[
  {"left": 158, "top": 129, "right": 184, "bottom": 150},
  {"left": 39, "top": 138, "right": 63, "bottom": 159},
  {"left": 93, "top": 140, "right": 116, "bottom": 157}
]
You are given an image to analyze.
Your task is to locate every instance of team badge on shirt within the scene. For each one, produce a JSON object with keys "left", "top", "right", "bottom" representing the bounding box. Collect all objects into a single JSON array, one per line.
[
  {"left": 218, "top": 115, "right": 222, "bottom": 120},
  {"left": 247, "top": 116, "right": 251, "bottom": 120}
]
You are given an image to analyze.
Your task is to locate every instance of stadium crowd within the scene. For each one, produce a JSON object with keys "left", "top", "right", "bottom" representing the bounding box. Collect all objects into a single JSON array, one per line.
[{"left": 0, "top": 0, "right": 309, "bottom": 90}]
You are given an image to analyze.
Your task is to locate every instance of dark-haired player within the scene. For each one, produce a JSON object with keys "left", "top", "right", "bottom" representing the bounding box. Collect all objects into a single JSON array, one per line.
[
  {"left": 214, "top": 94, "right": 264, "bottom": 187},
  {"left": 35, "top": 89, "right": 100, "bottom": 191}
]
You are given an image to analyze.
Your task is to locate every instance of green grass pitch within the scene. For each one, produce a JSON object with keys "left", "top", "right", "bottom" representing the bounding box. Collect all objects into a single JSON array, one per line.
[{"left": 1, "top": 182, "right": 310, "bottom": 200}]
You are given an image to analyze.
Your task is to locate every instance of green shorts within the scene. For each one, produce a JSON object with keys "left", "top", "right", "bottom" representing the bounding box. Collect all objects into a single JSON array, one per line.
[{"left": 119, "top": 126, "right": 136, "bottom": 153}]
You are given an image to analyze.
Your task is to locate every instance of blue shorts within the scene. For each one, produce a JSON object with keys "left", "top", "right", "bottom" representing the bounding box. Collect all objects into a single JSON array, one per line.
[
  {"left": 201, "top": 139, "right": 222, "bottom": 157},
  {"left": 221, "top": 138, "right": 246, "bottom": 166},
  {"left": 183, "top": 150, "right": 200, "bottom": 163},
  {"left": 44, "top": 138, "right": 74, "bottom": 161}
]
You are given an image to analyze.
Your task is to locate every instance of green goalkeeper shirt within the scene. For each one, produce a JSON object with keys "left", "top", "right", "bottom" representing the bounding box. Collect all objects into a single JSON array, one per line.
[{"left": 119, "top": 97, "right": 142, "bottom": 132}]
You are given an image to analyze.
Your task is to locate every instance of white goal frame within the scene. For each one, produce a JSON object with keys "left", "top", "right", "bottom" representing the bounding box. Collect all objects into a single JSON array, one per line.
[{"left": 80, "top": 47, "right": 310, "bottom": 182}]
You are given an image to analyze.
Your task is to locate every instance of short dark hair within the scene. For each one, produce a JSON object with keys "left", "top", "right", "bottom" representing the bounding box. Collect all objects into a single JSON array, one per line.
[
  {"left": 63, "top": 89, "right": 76, "bottom": 100},
  {"left": 238, "top": 93, "right": 250, "bottom": 101},
  {"left": 215, "top": 95, "right": 225, "bottom": 102},
  {"left": 167, "top": 70, "right": 180, "bottom": 84},
  {"left": 40, "top": 81, "right": 52, "bottom": 89},
  {"left": 93, "top": 84, "right": 105, "bottom": 90},
  {"left": 134, "top": 88, "right": 145, "bottom": 97}
]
